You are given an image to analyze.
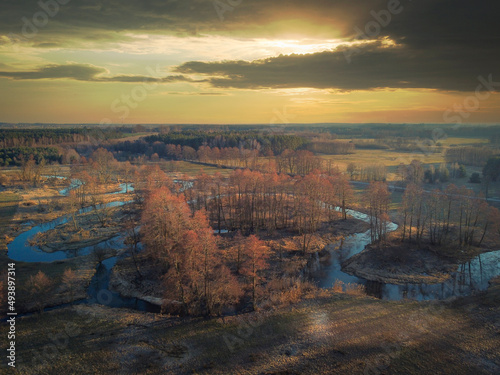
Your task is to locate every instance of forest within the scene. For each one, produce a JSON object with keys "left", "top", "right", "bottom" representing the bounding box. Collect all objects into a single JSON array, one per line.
[
  {"left": 0, "top": 146, "right": 61, "bottom": 166},
  {"left": 0, "top": 127, "right": 125, "bottom": 148}
]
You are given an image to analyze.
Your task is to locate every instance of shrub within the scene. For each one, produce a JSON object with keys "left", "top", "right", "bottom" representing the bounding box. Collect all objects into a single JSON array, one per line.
[{"left": 469, "top": 172, "right": 481, "bottom": 183}]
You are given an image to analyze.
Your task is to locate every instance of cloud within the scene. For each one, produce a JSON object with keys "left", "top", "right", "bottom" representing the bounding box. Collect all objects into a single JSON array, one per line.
[
  {"left": 165, "top": 91, "right": 229, "bottom": 96},
  {"left": 0, "top": 63, "right": 106, "bottom": 80},
  {"left": 1, "top": 0, "right": 497, "bottom": 45},
  {"left": 96, "top": 74, "right": 205, "bottom": 83},
  {"left": 0, "top": 63, "right": 202, "bottom": 83},
  {"left": 0, "top": 1, "right": 499, "bottom": 93},
  {"left": 32, "top": 42, "right": 62, "bottom": 48},
  {"left": 174, "top": 38, "right": 500, "bottom": 92}
]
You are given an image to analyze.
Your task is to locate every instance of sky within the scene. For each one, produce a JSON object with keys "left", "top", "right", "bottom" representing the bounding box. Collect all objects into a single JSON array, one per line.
[{"left": 0, "top": 0, "right": 499, "bottom": 124}]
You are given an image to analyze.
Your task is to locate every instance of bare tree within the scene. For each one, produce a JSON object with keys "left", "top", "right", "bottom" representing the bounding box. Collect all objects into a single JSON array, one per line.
[
  {"left": 62, "top": 268, "right": 79, "bottom": 303},
  {"left": 366, "top": 182, "right": 390, "bottom": 243},
  {"left": 26, "top": 271, "right": 53, "bottom": 314}
]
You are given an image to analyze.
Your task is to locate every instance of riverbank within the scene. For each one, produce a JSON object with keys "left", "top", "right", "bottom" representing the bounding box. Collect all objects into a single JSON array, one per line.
[
  {"left": 108, "top": 217, "right": 371, "bottom": 309},
  {"left": 342, "top": 237, "right": 497, "bottom": 285},
  {"left": 0, "top": 178, "right": 134, "bottom": 314},
  {"left": 30, "top": 205, "right": 125, "bottom": 253},
  {"left": 1, "top": 180, "right": 130, "bottom": 252}
]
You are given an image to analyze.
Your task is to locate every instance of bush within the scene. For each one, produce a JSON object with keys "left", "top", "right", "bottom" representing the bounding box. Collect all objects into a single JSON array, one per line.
[
  {"left": 469, "top": 172, "right": 481, "bottom": 183},
  {"left": 458, "top": 164, "right": 467, "bottom": 178},
  {"left": 0, "top": 174, "right": 12, "bottom": 186},
  {"left": 344, "top": 283, "right": 366, "bottom": 296},
  {"left": 331, "top": 280, "right": 366, "bottom": 296},
  {"left": 25, "top": 271, "right": 53, "bottom": 313},
  {"left": 265, "top": 276, "right": 315, "bottom": 307}
]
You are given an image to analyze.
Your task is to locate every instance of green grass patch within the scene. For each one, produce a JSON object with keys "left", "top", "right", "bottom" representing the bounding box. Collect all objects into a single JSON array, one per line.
[{"left": 164, "top": 160, "right": 233, "bottom": 176}]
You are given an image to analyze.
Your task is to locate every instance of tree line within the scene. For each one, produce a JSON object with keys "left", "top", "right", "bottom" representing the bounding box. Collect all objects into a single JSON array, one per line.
[
  {"left": 144, "top": 130, "right": 309, "bottom": 155},
  {"left": 0, "top": 147, "right": 61, "bottom": 166},
  {"left": 0, "top": 128, "right": 124, "bottom": 148},
  {"left": 399, "top": 183, "right": 499, "bottom": 250},
  {"left": 445, "top": 146, "right": 495, "bottom": 166}
]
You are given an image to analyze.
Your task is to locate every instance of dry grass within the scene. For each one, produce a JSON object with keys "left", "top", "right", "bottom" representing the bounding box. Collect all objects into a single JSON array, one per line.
[
  {"left": 319, "top": 148, "right": 445, "bottom": 170},
  {"left": 263, "top": 277, "right": 316, "bottom": 308},
  {"left": 3, "top": 285, "right": 499, "bottom": 374},
  {"left": 331, "top": 279, "right": 367, "bottom": 296},
  {"left": 439, "top": 137, "right": 490, "bottom": 146},
  {"left": 0, "top": 192, "right": 20, "bottom": 238},
  {"left": 151, "top": 160, "right": 233, "bottom": 178}
]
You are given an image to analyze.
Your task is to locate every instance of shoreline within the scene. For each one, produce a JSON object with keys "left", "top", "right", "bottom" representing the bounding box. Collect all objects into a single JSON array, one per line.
[{"left": 342, "top": 239, "right": 498, "bottom": 285}]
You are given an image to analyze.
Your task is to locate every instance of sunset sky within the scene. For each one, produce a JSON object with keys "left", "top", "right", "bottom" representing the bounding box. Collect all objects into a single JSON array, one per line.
[{"left": 0, "top": 0, "right": 499, "bottom": 124}]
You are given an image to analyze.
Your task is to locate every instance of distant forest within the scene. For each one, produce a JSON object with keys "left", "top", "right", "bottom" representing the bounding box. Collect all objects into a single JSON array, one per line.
[
  {"left": 0, "top": 128, "right": 126, "bottom": 148},
  {"left": 0, "top": 147, "right": 61, "bottom": 166},
  {"left": 144, "top": 131, "right": 309, "bottom": 155},
  {"left": 1, "top": 124, "right": 498, "bottom": 169}
]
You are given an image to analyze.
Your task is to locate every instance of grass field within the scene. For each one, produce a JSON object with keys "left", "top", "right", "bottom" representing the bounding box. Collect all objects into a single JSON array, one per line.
[
  {"left": 4, "top": 279, "right": 499, "bottom": 374},
  {"left": 161, "top": 160, "right": 233, "bottom": 177},
  {"left": 439, "top": 137, "right": 490, "bottom": 147},
  {"left": 0, "top": 192, "right": 20, "bottom": 236},
  {"left": 320, "top": 149, "right": 445, "bottom": 171},
  {"left": 108, "top": 132, "right": 158, "bottom": 144}
]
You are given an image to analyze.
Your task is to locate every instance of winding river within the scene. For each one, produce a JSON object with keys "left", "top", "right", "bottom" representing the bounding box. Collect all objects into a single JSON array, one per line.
[
  {"left": 7, "top": 179, "right": 160, "bottom": 313},
  {"left": 309, "top": 209, "right": 500, "bottom": 301},
  {"left": 6, "top": 178, "right": 500, "bottom": 316}
]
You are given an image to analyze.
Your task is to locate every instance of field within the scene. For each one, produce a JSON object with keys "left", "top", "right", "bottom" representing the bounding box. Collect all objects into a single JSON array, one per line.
[
  {"left": 3, "top": 278, "right": 499, "bottom": 374},
  {"left": 439, "top": 137, "right": 490, "bottom": 146},
  {"left": 166, "top": 161, "right": 233, "bottom": 176},
  {"left": 319, "top": 148, "right": 446, "bottom": 182},
  {"left": 0, "top": 192, "right": 20, "bottom": 239}
]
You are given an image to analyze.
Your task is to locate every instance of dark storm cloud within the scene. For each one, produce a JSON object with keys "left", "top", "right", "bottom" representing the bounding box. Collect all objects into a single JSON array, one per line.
[
  {"left": 173, "top": 0, "right": 500, "bottom": 92},
  {"left": 0, "top": 63, "right": 202, "bottom": 83},
  {"left": 175, "top": 39, "right": 499, "bottom": 92},
  {"left": 2, "top": 0, "right": 498, "bottom": 41},
  {"left": 0, "top": 0, "right": 229, "bottom": 42},
  {"left": 1, "top": 1, "right": 498, "bottom": 92}
]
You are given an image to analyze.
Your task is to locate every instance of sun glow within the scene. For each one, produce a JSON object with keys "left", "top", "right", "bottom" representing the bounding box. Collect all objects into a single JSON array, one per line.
[
  {"left": 258, "top": 39, "right": 344, "bottom": 55},
  {"left": 107, "top": 34, "right": 344, "bottom": 62}
]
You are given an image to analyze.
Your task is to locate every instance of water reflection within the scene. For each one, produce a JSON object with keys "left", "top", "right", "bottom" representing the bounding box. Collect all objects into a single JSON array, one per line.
[
  {"left": 311, "top": 227, "right": 500, "bottom": 301},
  {"left": 86, "top": 256, "right": 160, "bottom": 313},
  {"left": 7, "top": 201, "right": 128, "bottom": 262},
  {"left": 371, "top": 251, "right": 500, "bottom": 300}
]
